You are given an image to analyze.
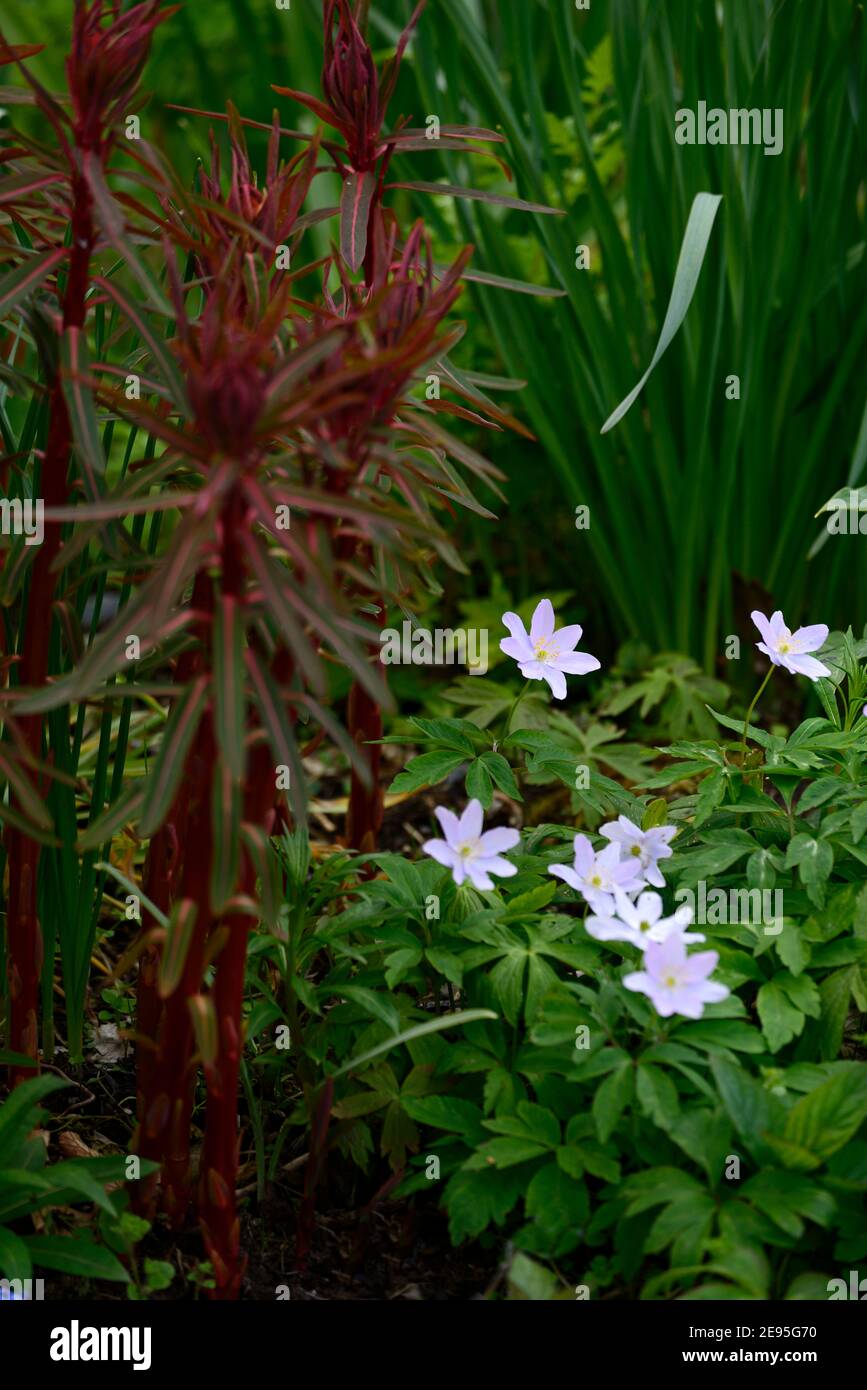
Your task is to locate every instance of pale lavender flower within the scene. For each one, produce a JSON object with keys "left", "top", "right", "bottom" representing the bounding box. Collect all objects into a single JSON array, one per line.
[
  {"left": 549, "top": 834, "right": 645, "bottom": 915},
  {"left": 500, "top": 598, "right": 600, "bottom": 700},
  {"left": 422, "top": 799, "right": 520, "bottom": 891},
  {"left": 585, "top": 889, "right": 704, "bottom": 949},
  {"left": 599, "top": 815, "right": 677, "bottom": 888},
  {"left": 751, "top": 610, "right": 830, "bottom": 681},
  {"left": 623, "top": 934, "right": 729, "bottom": 1019}
]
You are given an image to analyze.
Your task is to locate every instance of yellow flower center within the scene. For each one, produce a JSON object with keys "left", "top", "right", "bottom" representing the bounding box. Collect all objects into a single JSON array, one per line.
[
  {"left": 664, "top": 975, "right": 677, "bottom": 987},
  {"left": 590, "top": 874, "right": 602, "bottom": 887},
  {"left": 630, "top": 845, "right": 642, "bottom": 857}
]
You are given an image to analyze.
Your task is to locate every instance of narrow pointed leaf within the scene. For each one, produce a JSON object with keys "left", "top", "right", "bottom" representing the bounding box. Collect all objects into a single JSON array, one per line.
[
  {"left": 139, "top": 676, "right": 209, "bottom": 839},
  {"left": 210, "top": 761, "right": 241, "bottom": 913},
  {"left": 158, "top": 899, "right": 198, "bottom": 999},
  {"left": 214, "top": 595, "right": 245, "bottom": 781},
  {"left": 601, "top": 193, "right": 723, "bottom": 434},
  {"left": 0, "top": 248, "right": 64, "bottom": 316},
  {"left": 340, "top": 170, "right": 376, "bottom": 272},
  {"left": 387, "top": 181, "right": 564, "bottom": 215}
]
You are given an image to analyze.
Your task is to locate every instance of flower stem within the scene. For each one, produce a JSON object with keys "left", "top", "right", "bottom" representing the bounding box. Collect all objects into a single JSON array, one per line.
[
  {"left": 740, "top": 667, "right": 774, "bottom": 768},
  {"left": 501, "top": 679, "right": 532, "bottom": 746}
]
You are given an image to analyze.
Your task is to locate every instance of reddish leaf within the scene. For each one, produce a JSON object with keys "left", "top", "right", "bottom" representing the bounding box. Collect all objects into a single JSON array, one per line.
[{"left": 340, "top": 170, "right": 376, "bottom": 273}]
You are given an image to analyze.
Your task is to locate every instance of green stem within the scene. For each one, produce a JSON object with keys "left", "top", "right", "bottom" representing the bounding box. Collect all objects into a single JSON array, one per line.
[
  {"left": 740, "top": 666, "right": 774, "bottom": 768},
  {"left": 500, "top": 678, "right": 532, "bottom": 747}
]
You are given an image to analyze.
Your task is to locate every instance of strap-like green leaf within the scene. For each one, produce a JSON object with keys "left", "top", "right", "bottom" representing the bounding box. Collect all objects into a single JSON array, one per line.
[{"left": 601, "top": 193, "right": 723, "bottom": 434}]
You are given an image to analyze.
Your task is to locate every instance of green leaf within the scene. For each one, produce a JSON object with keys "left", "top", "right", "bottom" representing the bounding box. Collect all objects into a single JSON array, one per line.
[
  {"left": 592, "top": 1062, "right": 633, "bottom": 1143},
  {"left": 636, "top": 1064, "right": 679, "bottom": 1128},
  {"left": 480, "top": 751, "right": 522, "bottom": 800},
  {"left": 214, "top": 595, "right": 245, "bottom": 780},
  {"left": 601, "top": 193, "right": 723, "bottom": 433},
  {"left": 0, "top": 1225, "right": 32, "bottom": 1281},
  {"left": 525, "top": 1162, "right": 588, "bottom": 1236},
  {"left": 20, "top": 1234, "right": 129, "bottom": 1283},
  {"left": 389, "top": 750, "right": 465, "bottom": 795},
  {"left": 785, "top": 1068, "right": 867, "bottom": 1162},
  {"left": 329, "top": 1010, "right": 497, "bottom": 1079},
  {"left": 139, "top": 676, "right": 209, "bottom": 839},
  {"left": 210, "top": 759, "right": 241, "bottom": 913},
  {"left": 158, "top": 899, "right": 198, "bottom": 1000},
  {"left": 466, "top": 757, "right": 493, "bottom": 807},
  {"left": 756, "top": 979, "right": 805, "bottom": 1052}
]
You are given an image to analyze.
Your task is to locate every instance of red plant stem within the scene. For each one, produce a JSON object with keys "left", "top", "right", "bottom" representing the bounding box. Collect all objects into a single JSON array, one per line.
[
  {"left": 135, "top": 703, "right": 216, "bottom": 1223},
  {"left": 134, "top": 571, "right": 212, "bottom": 1110},
  {"left": 5, "top": 171, "right": 93, "bottom": 1085},
  {"left": 197, "top": 509, "right": 292, "bottom": 1298},
  {"left": 198, "top": 743, "right": 276, "bottom": 1299}
]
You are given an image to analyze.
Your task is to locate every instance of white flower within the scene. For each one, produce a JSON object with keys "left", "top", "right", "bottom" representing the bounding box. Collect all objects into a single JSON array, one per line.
[
  {"left": 586, "top": 889, "right": 704, "bottom": 949},
  {"left": 500, "top": 598, "right": 600, "bottom": 700},
  {"left": 623, "top": 934, "right": 729, "bottom": 1020},
  {"left": 751, "top": 610, "right": 830, "bottom": 681},
  {"left": 548, "top": 834, "right": 645, "bottom": 915},
  {"left": 422, "top": 799, "right": 520, "bottom": 891},
  {"left": 599, "top": 815, "right": 676, "bottom": 888}
]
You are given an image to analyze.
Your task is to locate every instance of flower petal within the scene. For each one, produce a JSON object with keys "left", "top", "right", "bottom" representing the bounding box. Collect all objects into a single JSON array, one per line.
[
  {"left": 458, "top": 799, "right": 483, "bottom": 840},
  {"left": 542, "top": 667, "right": 568, "bottom": 700},
  {"left": 501, "top": 635, "right": 533, "bottom": 662},
  {"left": 789, "top": 653, "right": 831, "bottom": 681},
  {"left": 433, "top": 806, "right": 461, "bottom": 845},
  {"left": 555, "top": 651, "right": 601, "bottom": 675},
  {"left": 422, "top": 838, "right": 457, "bottom": 868},
  {"left": 476, "top": 854, "right": 518, "bottom": 878},
  {"left": 530, "top": 598, "right": 556, "bottom": 643},
  {"left": 549, "top": 862, "right": 581, "bottom": 892},
  {"left": 478, "top": 827, "right": 520, "bottom": 855},
  {"left": 551, "top": 623, "right": 583, "bottom": 651},
  {"left": 751, "top": 609, "right": 773, "bottom": 645},
  {"left": 790, "top": 623, "right": 829, "bottom": 653}
]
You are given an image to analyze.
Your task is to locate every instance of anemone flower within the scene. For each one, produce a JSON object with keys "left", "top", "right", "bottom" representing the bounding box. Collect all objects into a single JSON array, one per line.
[
  {"left": 599, "top": 816, "right": 676, "bottom": 888},
  {"left": 422, "top": 799, "right": 520, "bottom": 891},
  {"left": 585, "top": 890, "right": 704, "bottom": 949},
  {"left": 500, "top": 599, "right": 600, "bottom": 700},
  {"left": 751, "top": 610, "right": 830, "bottom": 680},
  {"left": 623, "top": 935, "right": 729, "bottom": 1019},
  {"left": 548, "top": 834, "right": 645, "bottom": 915}
]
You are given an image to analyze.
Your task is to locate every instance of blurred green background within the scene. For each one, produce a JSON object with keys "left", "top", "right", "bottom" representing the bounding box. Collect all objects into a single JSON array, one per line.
[{"left": 4, "top": 0, "right": 866, "bottom": 681}]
